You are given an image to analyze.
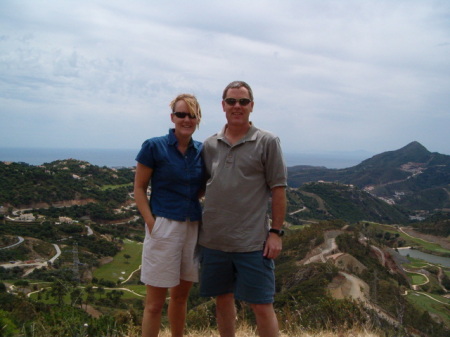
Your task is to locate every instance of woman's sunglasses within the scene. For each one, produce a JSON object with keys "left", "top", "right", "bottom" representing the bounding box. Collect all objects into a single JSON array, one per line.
[{"left": 173, "top": 112, "right": 196, "bottom": 119}]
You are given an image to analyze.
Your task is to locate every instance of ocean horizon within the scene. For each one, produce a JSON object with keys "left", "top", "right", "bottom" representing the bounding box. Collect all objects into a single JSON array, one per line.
[{"left": 0, "top": 147, "right": 372, "bottom": 169}]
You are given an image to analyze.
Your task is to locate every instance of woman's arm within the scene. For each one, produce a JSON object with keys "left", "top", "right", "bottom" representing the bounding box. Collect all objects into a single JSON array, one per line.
[{"left": 133, "top": 162, "right": 155, "bottom": 231}]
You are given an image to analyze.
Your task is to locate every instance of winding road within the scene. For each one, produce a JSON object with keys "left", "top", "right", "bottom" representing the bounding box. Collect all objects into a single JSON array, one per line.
[
  {"left": 1, "top": 241, "right": 61, "bottom": 276},
  {"left": 0, "top": 236, "right": 25, "bottom": 250}
]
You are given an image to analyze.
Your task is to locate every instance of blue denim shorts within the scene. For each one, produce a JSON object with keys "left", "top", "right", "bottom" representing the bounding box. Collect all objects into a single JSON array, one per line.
[{"left": 199, "top": 246, "right": 275, "bottom": 304}]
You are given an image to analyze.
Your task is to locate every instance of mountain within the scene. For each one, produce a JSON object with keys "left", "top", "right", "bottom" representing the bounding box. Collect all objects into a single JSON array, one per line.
[
  {"left": 287, "top": 142, "right": 450, "bottom": 213},
  {"left": 286, "top": 182, "right": 409, "bottom": 224}
]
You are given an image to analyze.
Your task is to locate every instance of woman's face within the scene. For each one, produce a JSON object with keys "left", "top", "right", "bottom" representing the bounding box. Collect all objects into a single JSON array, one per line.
[{"left": 171, "top": 100, "right": 199, "bottom": 139}]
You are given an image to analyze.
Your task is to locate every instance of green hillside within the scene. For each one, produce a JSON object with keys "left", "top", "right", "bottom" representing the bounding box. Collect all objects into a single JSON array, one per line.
[
  {"left": 288, "top": 142, "right": 450, "bottom": 212},
  {"left": 1, "top": 147, "right": 450, "bottom": 335},
  {"left": 286, "top": 182, "right": 409, "bottom": 225},
  {"left": 0, "top": 159, "right": 134, "bottom": 207}
]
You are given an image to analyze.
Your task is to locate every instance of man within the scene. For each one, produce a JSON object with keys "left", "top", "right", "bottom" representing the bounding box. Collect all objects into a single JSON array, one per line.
[{"left": 199, "top": 80, "right": 287, "bottom": 337}]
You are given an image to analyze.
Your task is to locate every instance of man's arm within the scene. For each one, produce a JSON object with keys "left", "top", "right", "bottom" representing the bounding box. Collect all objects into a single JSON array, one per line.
[{"left": 263, "top": 186, "right": 287, "bottom": 259}]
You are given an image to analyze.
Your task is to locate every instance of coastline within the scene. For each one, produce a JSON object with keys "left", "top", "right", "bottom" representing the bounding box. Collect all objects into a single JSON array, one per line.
[{"left": 0, "top": 147, "right": 369, "bottom": 169}]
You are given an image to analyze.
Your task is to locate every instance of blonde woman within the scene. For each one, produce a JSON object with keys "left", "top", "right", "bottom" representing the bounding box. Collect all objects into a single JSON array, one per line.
[{"left": 134, "top": 94, "right": 203, "bottom": 337}]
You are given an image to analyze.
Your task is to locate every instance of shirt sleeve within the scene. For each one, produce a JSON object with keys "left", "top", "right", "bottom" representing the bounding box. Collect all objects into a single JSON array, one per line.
[
  {"left": 264, "top": 136, "right": 288, "bottom": 189},
  {"left": 135, "top": 139, "right": 155, "bottom": 168}
]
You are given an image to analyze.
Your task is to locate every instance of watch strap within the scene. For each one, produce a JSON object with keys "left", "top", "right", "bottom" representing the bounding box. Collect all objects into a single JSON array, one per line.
[{"left": 269, "top": 228, "right": 284, "bottom": 237}]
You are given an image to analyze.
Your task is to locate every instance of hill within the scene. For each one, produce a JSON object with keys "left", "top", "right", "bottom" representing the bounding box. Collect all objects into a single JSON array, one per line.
[
  {"left": 286, "top": 182, "right": 409, "bottom": 225},
  {"left": 1, "top": 149, "right": 450, "bottom": 336},
  {"left": 0, "top": 159, "right": 134, "bottom": 208},
  {"left": 288, "top": 141, "right": 450, "bottom": 213},
  {"left": 0, "top": 146, "right": 443, "bottom": 225},
  {"left": 0, "top": 159, "right": 136, "bottom": 223}
]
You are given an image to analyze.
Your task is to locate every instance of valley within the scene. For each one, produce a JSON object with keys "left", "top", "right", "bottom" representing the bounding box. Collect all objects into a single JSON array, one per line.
[
  {"left": 4, "top": 216, "right": 450, "bottom": 336},
  {"left": 1, "top": 141, "right": 450, "bottom": 336}
]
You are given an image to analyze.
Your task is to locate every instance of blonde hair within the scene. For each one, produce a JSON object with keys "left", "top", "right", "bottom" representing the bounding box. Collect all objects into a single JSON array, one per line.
[{"left": 169, "top": 94, "right": 202, "bottom": 127}]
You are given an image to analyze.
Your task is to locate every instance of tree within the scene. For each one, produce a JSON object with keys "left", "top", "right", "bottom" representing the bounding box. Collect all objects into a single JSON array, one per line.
[
  {"left": 50, "top": 280, "right": 70, "bottom": 306},
  {"left": 70, "top": 288, "right": 83, "bottom": 307},
  {"left": 84, "top": 285, "right": 94, "bottom": 309},
  {"left": 106, "top": 290, "right": 124, "bottom": 306},
  {"left": 96, "top": 286, "right": 105, "bottom": 299},
  {"left": 0, "top": 282, "right": 6, "bottom": 293},
  {"left": 124, "top": 254, "right": 131, "bottom": 264},
  {"left": 0, "top": 310, "right": 19, "bottom": 337}
]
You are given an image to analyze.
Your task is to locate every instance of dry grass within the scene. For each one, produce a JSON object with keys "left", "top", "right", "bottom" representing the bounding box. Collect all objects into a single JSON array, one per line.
[{"left": 126, "top": 325, "right": 382, "bottom": 337}]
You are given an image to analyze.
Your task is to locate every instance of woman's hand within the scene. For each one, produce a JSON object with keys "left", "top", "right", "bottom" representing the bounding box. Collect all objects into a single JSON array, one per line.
[{"left": 145, "top": 216, "right": 156, "bottom": 233}]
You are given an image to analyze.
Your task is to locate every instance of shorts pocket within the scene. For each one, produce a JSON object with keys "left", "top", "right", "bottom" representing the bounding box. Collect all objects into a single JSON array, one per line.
[
  {"left": 262, "top": 257, "right": 275, "bottom": 270},
  {"left": 149, "top": 218, "right": 164, "bottom": 239}
]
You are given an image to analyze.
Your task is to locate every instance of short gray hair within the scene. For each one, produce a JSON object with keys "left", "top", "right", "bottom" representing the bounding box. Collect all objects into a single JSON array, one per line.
[{"left": 222, "top": 81, "right": 253, "bottom": 101}]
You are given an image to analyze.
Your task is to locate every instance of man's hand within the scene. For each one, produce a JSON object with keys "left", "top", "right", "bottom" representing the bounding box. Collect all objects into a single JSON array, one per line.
[{"left": 263, "top": 233, "right": 282, "bottom": 259}]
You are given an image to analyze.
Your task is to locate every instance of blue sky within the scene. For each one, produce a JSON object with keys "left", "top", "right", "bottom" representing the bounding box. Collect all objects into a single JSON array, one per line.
[{"left": 1, "top": 0, "right": 449, "bottom": 156}]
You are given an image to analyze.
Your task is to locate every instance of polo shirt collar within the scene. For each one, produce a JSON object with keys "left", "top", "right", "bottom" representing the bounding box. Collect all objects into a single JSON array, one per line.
[{"left": 218, "top": 122, "right": 258, "bottom": 143}]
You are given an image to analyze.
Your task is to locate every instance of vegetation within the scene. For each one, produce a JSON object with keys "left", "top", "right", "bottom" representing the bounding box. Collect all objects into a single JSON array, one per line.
[
  {"left": 1, "top": 219, "right": 450, "bottom": 336},
  {"left": 1, "top": 154, "right": 450, "bottom": 336},
  {"left": 287, "top": 141, "right": 450, "bottom": 212},
  {"left": 0, "top": 159, "right": 134, "bottom": 211},
  {"left": 411, "top": 212, "right": 450, "bottom": 237},
  {"left": 92, "top": 240, "right": 142, "bottom": 285},
  {"left": 286, "top": 183, "right": 410, "bottom": 225}
]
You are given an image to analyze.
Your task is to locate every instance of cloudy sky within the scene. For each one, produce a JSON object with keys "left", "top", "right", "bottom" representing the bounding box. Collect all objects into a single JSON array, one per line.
[{"left": 1, "top": 0, "right": 449, "bottom": 157}]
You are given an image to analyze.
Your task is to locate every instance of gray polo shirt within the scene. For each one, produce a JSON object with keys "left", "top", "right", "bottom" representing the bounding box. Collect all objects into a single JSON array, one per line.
[{"left": 199, "top": 124, "right": 287, "bottom": 252}]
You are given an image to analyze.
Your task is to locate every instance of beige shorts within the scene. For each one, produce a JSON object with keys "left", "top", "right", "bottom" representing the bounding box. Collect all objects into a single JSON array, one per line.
[{"left": 141, "top": 217, "right": 199, "bottom": 288}]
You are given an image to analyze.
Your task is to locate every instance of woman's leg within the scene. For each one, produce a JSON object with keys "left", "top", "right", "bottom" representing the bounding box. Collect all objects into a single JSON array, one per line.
[
  {"left": 142, "top": 285, "right": 168, "bottom": 337},
  {"left": 168, "top": 280, "right": 193, "bottom": 337}
]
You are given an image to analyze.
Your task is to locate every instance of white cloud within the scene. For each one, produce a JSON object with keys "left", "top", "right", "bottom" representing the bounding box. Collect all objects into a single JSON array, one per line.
[{"left": 1, "top": 0, "right": 449, "bottom": 156}]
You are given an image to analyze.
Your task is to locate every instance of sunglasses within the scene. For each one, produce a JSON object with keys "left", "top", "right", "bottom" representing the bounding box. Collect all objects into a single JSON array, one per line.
[
  {"left": 224, "top": 98, "right": 252, "bottom": 106},
  {"left": 173, "top": 112, "right": 196, "bottom": 119}
]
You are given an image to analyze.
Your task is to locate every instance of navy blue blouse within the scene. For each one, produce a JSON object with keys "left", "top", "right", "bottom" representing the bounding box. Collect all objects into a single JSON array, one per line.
[{"left": 135, "top": 129, "right": 204, "bottom": 222}]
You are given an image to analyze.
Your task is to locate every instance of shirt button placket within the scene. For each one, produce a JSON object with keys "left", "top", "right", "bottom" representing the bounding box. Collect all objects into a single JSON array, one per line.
[{"left": 225, "top": 149, "right": 233, "bottom": 168}]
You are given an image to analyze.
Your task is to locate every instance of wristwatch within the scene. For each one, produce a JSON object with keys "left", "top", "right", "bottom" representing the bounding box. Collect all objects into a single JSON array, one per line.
[{"left": 269, "top": 228, "right": 285, "bottom": 237}]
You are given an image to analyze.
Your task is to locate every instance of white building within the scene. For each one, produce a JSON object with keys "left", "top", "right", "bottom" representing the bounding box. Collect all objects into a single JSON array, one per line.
[{"left": 18, "top": 213, "right": 36, "bottom": 222}]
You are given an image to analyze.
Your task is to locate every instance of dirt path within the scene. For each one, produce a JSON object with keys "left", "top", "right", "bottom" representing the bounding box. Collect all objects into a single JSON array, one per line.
[{"left": 403, "top": 268, "right": 430, "bottom": 290}]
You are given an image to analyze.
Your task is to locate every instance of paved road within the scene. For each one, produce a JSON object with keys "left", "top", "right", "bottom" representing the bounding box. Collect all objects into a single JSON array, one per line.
[
  {"left": 1, "top": 243, "right": 61, "bottom": 275},
  {"left": 0, "top": 236, "right": 24, "bottom": 250}
]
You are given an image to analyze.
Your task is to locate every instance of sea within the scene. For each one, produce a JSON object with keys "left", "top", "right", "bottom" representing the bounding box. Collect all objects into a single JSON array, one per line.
[{"left": 0, "top": 147, "right": 372, "bottom": 169}]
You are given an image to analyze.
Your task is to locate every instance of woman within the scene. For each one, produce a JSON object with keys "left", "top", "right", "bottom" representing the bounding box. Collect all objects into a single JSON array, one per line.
[{"left": 134, "top": 94, "right": 203, "bottom": 337}]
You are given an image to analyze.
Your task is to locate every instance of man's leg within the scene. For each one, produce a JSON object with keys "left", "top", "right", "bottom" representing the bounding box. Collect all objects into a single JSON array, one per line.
[
  {"left": 216, "top": 293, "right": 236, "bottom": 337},
  {"left": 141, "top": 285, "right": 168, "bottom": 337},
  {"left": 168, "top": 280, "right": 193, "bottom": 337},
  {"left": 250, "top": 303, "right": 279, "bottom": 337}
]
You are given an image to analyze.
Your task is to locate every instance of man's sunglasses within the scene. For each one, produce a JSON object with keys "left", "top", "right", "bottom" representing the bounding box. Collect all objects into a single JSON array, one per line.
[
  {"left": 173, "top": 112, "right": 196, "bottom": 119},
  {"left": 224, "top": 98, "right": 252, "bottom": 106}
]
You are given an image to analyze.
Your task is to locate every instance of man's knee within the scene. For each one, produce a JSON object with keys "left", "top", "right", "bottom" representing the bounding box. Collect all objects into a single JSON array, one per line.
[
  {"left": 216, "top": 293, "right": 236, "bottom": 317},
  {"left": 250, "top": 303, "right": 275, "bottom": 318},
  {"left": 216, "top": 293, "right": 234, "bottom": 306}
]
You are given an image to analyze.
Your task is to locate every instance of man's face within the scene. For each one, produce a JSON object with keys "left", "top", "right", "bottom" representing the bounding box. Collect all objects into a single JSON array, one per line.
[{"left": 222, "top": 87, "right": 254, "bottom": 127}]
